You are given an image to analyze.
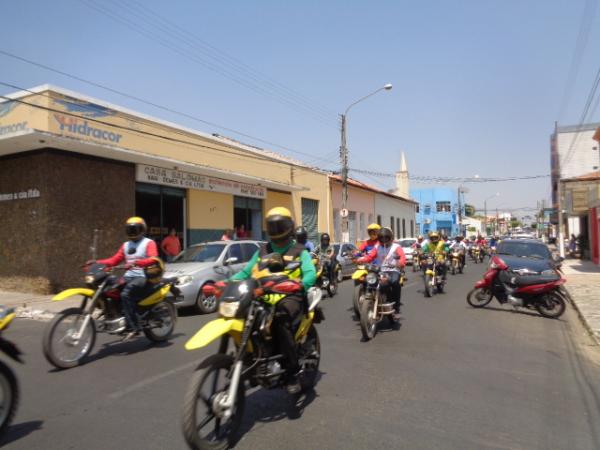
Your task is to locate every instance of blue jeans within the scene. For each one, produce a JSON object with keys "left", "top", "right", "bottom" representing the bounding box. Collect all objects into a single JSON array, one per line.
[{"left": 121, "top": 277, "right": 153, "bottom": 330}]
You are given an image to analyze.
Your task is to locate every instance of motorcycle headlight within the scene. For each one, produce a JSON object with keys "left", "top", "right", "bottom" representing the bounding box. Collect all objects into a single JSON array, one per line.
[
  {"left": 177, "top": 275, "right": 193, "bottom": 286},
  {"left": 427, "top": 257, "right": 434, "bottom": 264},
  {"left": 84, "top": 275, "right": 95, "bottom": 284},
  {"left": 366, "top": 272, "right": 378, "bottom": 285},
  {"left": 219, "top": 301, "right": 239, "bottom": 318}
]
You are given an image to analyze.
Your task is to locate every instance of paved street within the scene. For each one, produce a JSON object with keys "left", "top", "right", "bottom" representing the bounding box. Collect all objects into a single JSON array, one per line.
[{"left": 2, "top": 264, "right": 600, "bottom": 450}]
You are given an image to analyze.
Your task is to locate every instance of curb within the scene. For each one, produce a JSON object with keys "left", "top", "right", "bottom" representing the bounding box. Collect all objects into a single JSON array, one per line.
[
  {"left": 564, "top": 287, "right": 600, "bottom": 346},
  {"left": 15, "top": 307, "right": 56, "bottom": 321}
]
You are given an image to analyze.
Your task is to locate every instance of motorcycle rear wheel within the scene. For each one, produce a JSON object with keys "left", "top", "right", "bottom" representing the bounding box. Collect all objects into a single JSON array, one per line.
[
  {"left": 0, "top": 360, "right": 18, "bottom": 437},
  {"left": 143, "top": 302, "right": 177, "bottom": 342},
  {"left": 359, "top": 299, "right": 377, "bottom": 340},
  {"left": 182, "top": 354, "right": 245, "bottom": 450},
  {"left": 535, "top": 293, "right": 566, "bottom": 319},
  {"left": 466, "top": 288, "right": 493, "bottom": 308},
  {"left": 43, "top": 308, "right": 96, "bottom": 369}
]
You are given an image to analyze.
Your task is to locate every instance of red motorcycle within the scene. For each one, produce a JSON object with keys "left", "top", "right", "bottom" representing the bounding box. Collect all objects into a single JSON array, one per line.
[{"left": 466, "top": 255, "right": 567, "bottom": 318}]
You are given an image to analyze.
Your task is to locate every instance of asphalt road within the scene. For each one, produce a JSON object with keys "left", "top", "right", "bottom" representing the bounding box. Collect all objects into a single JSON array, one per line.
[{"left": 2, "top": 263, "right": 600, "bottom": 450}]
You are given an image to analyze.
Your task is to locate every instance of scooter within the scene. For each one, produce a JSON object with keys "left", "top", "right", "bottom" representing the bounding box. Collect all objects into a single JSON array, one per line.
[{"left": 466, "top": 255, "right": 567, "bottom": 318}]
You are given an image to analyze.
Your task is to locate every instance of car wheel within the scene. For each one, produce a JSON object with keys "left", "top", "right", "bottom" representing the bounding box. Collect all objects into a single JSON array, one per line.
[{"left": 195, "top": 283, "right": 218, "bottom": 314}]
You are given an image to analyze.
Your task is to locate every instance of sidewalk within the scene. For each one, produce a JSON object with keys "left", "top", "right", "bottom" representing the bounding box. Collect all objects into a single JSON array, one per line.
[
  {"left": 0, "top": 289, "right": 81, "bottom": 321},
  {"left": 561, "top": 259, "right": 600, "bottom": 344}
]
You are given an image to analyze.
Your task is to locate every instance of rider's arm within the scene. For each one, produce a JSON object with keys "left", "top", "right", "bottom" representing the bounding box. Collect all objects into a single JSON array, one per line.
[
  {"left": 357, "top": 245, "right": 377, "bottom": 263},
  {"left": 97, "top": 244, "right": 126, "bottom": 266},
  {"left": 395, "top": 247, "right": 406, "bottom": 267},
  {"left": 299, "top": 250, "right": 317, "bottom": 289},
  {"left": 230, "top": 250, "right": 260, "bottom": 281},
  {"left": 133, "top": 241, "right": 160, "bottom": 267}
]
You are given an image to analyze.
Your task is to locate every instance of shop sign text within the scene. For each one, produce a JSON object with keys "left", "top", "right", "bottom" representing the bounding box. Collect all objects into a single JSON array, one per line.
[
  {"left": 0, "top": 188, "right": 41, "bottom": 202},
  {"left": 136, "top": 165, "right": 266, "bottom": 199},
  {"left": 0, "top": 121, "right": 28, "bottom": 136},
  {"left": 54, "top": 114, "right": 122, "bottom": 143}
]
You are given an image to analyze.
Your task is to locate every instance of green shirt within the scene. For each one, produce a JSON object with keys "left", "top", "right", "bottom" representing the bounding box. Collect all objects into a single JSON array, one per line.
[{"left": 230, "top": 240, "right": 317, "bottom": 289}]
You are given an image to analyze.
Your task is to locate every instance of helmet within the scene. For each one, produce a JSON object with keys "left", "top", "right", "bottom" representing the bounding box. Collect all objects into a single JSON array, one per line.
[
  {"left": 455, "top": 235, "right": 464, "bottom": 241},
  {"left": 429, "top": 231, "right": 440, "bottom": 243},
  {"left": 295, "top": 226, "right": 308, "bottom": 244},
  {"left": 125, "top": 217, "right": 147, "bottom": 240},
  {"left": 417, "top": 235, "right": 424, "bottom": 241},
  {"left": 378, "top": 227, "right": 394, "bottom": 245},
  {"left": 266, "top": 207, "right": 294, "bottom": 243},
  {"left": 320, "top": 233, "right": 331, "bottom": 245},
  {"left": 144, "top": 257, "right": 164, "bottom": 284},
  {"left": 367, "top": 223, "right": 381, "bottom": 232}
]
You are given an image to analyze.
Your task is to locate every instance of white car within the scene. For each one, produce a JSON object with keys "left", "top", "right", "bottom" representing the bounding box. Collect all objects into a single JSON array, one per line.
[{"left": 396, "top": 238, "right": 417, "bottom": 264}]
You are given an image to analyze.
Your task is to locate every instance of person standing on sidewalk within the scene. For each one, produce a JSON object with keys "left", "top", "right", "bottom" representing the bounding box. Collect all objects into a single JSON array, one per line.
[{"left": 161, "top": 228, "right": 181, "bottom": 262}]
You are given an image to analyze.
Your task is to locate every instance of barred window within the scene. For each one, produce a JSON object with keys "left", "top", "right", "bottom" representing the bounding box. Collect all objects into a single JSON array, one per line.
[{"left": 436, "top": 201, "right": 451, "bottom": 212}]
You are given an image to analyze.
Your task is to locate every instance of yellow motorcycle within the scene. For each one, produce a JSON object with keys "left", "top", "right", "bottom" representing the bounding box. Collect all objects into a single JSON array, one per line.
[
  {"left": 182, "top": 254, "right": 324, "bottom": 450},
  {"left": 352, "top": 264, "right": 405, "bottom": 320},
  {"left": 0, "top": 306, "right": 23, "bottom": 437},
  {"left": 43, "top": 263, "right": 179, "bottom": 369}
]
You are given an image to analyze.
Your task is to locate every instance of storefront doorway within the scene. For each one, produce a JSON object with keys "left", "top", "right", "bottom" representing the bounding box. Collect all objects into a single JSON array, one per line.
[
  {"left": 234, "top": 196, "right": 263, "bottom": 240},
  {"left": 136, "top": 183, "right": 186, "bottom": 255}
]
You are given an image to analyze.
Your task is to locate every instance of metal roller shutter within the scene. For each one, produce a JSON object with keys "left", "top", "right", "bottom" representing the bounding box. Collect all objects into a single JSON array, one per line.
[{"left": 301, "top": 198, "right": 319, "bottom": 244}]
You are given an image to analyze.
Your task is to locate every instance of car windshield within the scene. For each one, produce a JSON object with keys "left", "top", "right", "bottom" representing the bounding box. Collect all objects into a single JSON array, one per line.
[
  {"left": 173, "top": 244, "right": 225, "bottom": 263},
  {"left": 497, "top": 241, "right": 550, "bottom": 259},
  {"left": 398, "top": 239, "right": 416, "bottom": 248}
]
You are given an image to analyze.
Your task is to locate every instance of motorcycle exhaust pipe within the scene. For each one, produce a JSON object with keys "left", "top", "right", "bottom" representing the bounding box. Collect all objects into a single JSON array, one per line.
[{"left": 507, "top": 295, "right": 523, "bottom": 307}]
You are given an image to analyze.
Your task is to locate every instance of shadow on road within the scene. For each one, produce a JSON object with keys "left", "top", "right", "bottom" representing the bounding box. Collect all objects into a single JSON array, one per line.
[
  {"left": 466, "top": 305, "right": 566, "bottom": 321},
  {"left": 231, "top": 378, "right": 322, "bottom": 448},
  {"left": 0, "top": 420, "right": 44, "bottom": 446}
]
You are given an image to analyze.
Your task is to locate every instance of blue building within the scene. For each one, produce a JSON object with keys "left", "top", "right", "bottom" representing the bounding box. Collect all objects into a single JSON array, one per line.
[{"left": 410, "top": 187, "right": 465, "bottom": 236}]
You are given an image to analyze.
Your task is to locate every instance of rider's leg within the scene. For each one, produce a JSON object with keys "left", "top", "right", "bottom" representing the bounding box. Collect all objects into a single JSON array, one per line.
[
  {"left": 273, "top": 296, "right": 303, "bottom": 393},
  {"left": 120, "top": 277, "right": 147, "bottom": 331}
]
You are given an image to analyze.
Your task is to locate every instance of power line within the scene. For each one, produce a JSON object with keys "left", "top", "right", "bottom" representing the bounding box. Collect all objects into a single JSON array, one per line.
[
  {"left": 0, "top": 50, "right": 339, "bottom": 167},
  {"left": 347, "top": 167, "right": 549, "bottom": 183},
  {"left": 78, "top": 0, "right": 338, "bottom": 129}
]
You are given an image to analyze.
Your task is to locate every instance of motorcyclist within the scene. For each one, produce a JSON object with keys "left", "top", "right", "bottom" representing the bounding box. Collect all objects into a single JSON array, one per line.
[
  {"left": 357, "top": 227, "right": 406, "bottom": 321},
  {"left": 411, "top": 235, "right": 425, "bottom": 249},
  {"left": 449, "top": 235, "right": 468, "bottom": 267},
  {"left": 314, "top": 233, "right": 337, "bottom": 281},
  {"left": 93, "top": 217, "right": 160, "bottom": 341},
  {"left": 230, "top": 207, "right": 316, "bottom": 394},
  {"left": 295, "top": 226, "right": 315, "bottom": 252},
  {"left": 421, "top": 231, "right": 448, "bottom": 280},
  {"left": 358, "top": 223, "right": 381, "bottom": 254}
]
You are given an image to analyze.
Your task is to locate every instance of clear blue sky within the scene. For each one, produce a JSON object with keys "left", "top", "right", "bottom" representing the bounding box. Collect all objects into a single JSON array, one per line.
[{"left": 2, "top": 0, "right": 599, "bottom": 215}]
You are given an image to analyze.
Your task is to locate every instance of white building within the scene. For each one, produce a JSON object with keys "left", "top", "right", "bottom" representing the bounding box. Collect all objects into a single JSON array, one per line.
[{"left": 462, "top": 217, "right": 484, "bottom": 236}]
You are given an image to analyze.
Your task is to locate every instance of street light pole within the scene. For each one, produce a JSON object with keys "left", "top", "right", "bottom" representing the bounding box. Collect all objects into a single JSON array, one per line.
[
  {"left": 339, "top": 83, "right": 392, "bottom": 243},
  {"left": 483, "top": 193, "right": 499, "bottom": 236}
]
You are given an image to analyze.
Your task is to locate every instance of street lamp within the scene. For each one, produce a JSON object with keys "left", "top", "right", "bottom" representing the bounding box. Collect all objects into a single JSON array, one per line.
[
  {"left": 339, "top": 83, "right": 393, "bottom": 242},
  {"left": 484, "top": 193, "right": 499, "bottom": 236}
]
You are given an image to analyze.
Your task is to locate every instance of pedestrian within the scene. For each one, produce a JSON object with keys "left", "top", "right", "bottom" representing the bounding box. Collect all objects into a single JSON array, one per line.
[
  {"left": 235, "top": 224, "right": 248, "bottom": 239},
  {"left": 568, "top": 234, "right": 576, "bottom": 256},
  {"left": 221, "top": 229, "right": 233, "bottom": 241},
  {"left": 161, "top": 228, "right": 181, "bottom": 262}
]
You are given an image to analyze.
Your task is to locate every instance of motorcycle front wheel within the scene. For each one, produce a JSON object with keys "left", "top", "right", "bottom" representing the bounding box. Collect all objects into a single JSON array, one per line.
[
  {"left": 299, "top": 324, "right": 321, "bottom": 391},
  {"left": 352, "top": 284, "right": 363, "bottom": 318},
  {"left": 0, "top": 360, "right": 18, "bottom": 437},
  {"left": 359, "top": 299, "right": 377, "bottom": 341},
  {"left": 466, "top": 288, "right": 493, "bottom": 308},
  {"left": 424, "top": 275, "right": 433, "bottom": 297},
  {"left": 182, "top": 354, "right": 245, "bottom": 450},
  {"left": 535, "top": 292, "right": 566, "bottom": 319},
  {"left": 143, "top": 302, "right": 177, "bottom": 342},
  {"left": 43, "top": 308, "right": 96, "bottom": 369},
  {"left": 327, "top": 277, "right": 338, "bottom": 297}
]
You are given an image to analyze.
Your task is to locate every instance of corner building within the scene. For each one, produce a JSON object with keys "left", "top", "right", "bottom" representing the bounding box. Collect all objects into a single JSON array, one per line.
[{"left": 0, "top": 85, "right": 331, "bottom": 290}]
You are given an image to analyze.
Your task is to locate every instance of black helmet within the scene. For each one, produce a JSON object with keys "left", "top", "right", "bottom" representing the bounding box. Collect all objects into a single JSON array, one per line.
[
  {"left": 295, "top": 226, "right": 308, "bottom": 244},
  {"left": 378, "top": 227, "right": 394, "bottom": 244},
  {"left": 144, "top": 257, "right": 164, "bottom": 284},
  {"left": 266, "top": 207, "right": 295, "bottom": 243},
  {"left": 125, "top": 216, "right": 147, "bottom": 240},
  {"left": 320, "top": 233, "right": 330, "bottom": 245}
]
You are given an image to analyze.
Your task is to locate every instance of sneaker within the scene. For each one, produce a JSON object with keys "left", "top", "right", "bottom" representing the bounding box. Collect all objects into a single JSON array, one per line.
[
  {"left": 286, "top": 376, "right": 302, "bottom": 395},
  {"left": 392, "top": 312, "right": 402, "bottom": 321}
]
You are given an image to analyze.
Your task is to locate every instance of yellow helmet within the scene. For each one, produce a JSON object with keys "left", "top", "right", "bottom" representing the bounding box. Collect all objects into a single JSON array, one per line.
[
  {"left": 428, "top": 231, "right": 440, "bottom": 242},
  {"left": 125, "top": 216, "right": 147, "bottom": 240},
  {"left": 144, "top": 257, "right": 164, "bottom": 284},
  {"left": 367, "top": 223, "right": 381, "bottom": 233},
  {"left": 266, "top": 207, "right": 294, "bottom": 241}
]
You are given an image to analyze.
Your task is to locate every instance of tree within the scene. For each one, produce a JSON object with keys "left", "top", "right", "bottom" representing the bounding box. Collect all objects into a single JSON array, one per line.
[{"left": 464, "top": 204, "right": 476, "bottom": 217}]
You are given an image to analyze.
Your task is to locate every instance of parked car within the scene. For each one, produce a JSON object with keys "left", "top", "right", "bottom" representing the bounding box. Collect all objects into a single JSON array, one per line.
[
  {"left": 396, "top": 238, "right": 417, "bottom": 265},
  {"left": 496, "top": 239, "right": 562, "bottom": 273},
  {"left": 332, "top": 243, "right": 359, "bottom": 281},
  {"left": 164, "top": 240, "right": 262, "bottom": 314}
]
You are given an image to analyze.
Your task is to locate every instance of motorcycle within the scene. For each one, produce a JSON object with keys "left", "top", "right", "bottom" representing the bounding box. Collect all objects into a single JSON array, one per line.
[
  {"left": 466, "top": 255, "right": 567, "bottom": 318},
  {"left": 311, "top": 252, "right": 338, "bottom": 298},
  {"left": 422, "top": 255, "right": 445, "bottom": 297},
  {"left": 471, "top": 246, "right": 480, "bottom": 263},
  {"left": 43, "top": 263, "right": 179, "bottom": 369},
  {"left": 450, "top": 249, "right": 464, "bottom": 275},
  {"left": 412, "top": 249, "right": 424, "bottom": 272},
  {"left": 356, "top": 264, "right": 404, "bottom": 341},
  {"left": 0, "top": 307, "right": 23, "bottom": 437},
  {"left": 181, "top": 254, "right": 323, "bottom": 450}
]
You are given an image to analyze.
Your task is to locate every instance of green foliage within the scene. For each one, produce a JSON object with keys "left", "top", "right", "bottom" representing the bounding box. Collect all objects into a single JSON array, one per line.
[{"left": 464, "top": 204, "right": 476, "bottom": 217}]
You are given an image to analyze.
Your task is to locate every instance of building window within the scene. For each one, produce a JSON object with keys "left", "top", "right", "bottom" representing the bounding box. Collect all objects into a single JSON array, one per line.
[
  {"left": 424, "top": 205, "right": 431, "bottom": 215},
  {"left": 402, "top": 218, "right": 406, "bottom": 238},
  {"left": 410, "top": 220, "right": 414, "bottom": 237},
  {"left": 359, "top": 212, "right": 365, "bottom": 239},
  {"left": 377, "top": 215, "right": 382, "bottom": 225},
  {"left": 396, "top": 218, "right": 400, "bottom": 239},
  {"left": 390, "top": 216, "right": 395, "bottom": 235},
  {"left": 416, "top": 204, "right": 420, "bottom": 213},
  {"left": 436, "top": 201, "right": 451, "bottom": 213}
]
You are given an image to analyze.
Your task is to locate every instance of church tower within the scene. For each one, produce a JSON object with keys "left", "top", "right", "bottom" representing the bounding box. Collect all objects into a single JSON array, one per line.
[{"left": 394, "top": 152, "right": 409, "bottom": 198}]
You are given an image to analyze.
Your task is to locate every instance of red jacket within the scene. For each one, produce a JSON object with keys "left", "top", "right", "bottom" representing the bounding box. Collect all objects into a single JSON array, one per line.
[
  {"left": 97, "top": 240, "right": 159, "bottom": 267},
  {"left": 358, "top": 239, "right": 379, "bottom": 253},
  {"left": 357, "top": 243, "right": 406, "bottom": 267}
]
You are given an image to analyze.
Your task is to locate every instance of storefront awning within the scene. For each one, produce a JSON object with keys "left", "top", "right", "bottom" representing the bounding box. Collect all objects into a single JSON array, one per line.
[{"left": 0, "top": 130, "right": 308, "bottom": 193}]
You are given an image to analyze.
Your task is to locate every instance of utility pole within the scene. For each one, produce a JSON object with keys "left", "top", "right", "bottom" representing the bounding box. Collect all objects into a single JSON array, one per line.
[
  {"left": 495, "top": 208, "right": 499, "bottom": 235},
  {"left": 457, "top": 186, "right": 462, "bottom": 236},
  {"left": 340, "top": 114, "right": 349, "bottom": 243}
]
